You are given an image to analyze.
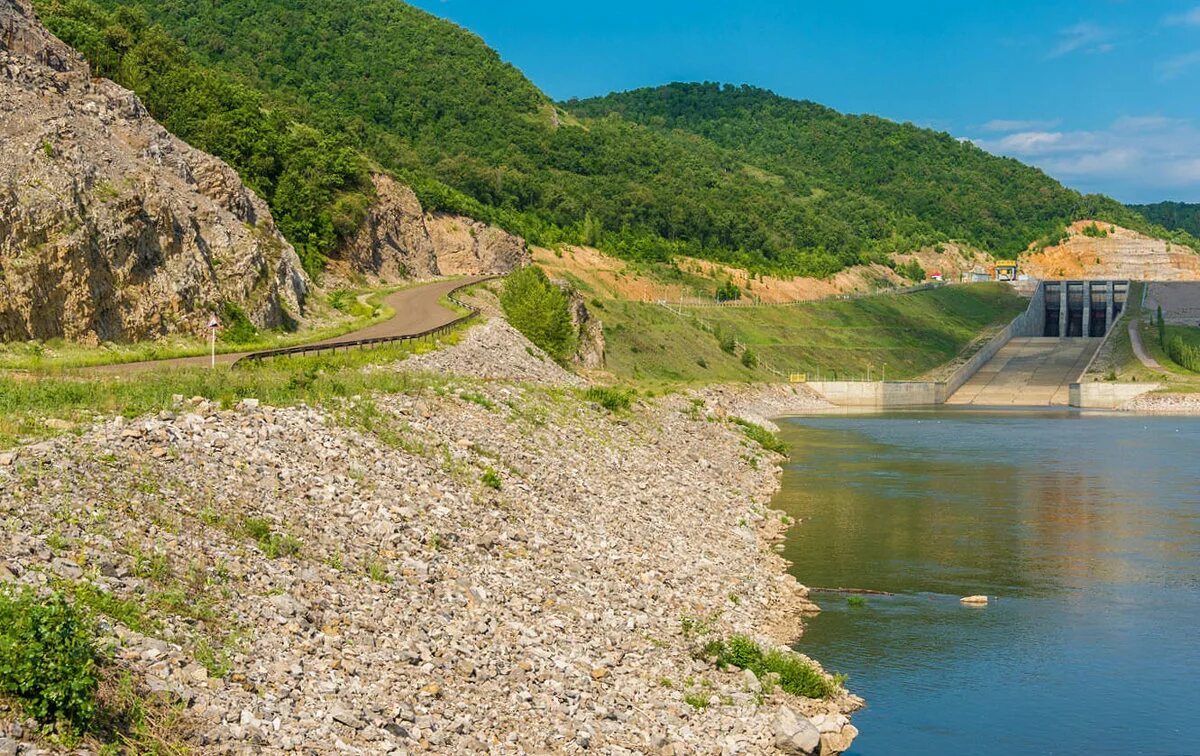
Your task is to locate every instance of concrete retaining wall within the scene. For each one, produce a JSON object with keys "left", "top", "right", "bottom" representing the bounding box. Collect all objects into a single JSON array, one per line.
[
  {"left": 806, "top": 381, "right": 943, "bottom": 407},
  {"left": 1069, "top": 382, "right": 1160, "bottom": 409}
]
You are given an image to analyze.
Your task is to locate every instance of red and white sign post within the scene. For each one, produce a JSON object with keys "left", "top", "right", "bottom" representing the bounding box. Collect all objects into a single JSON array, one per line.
[{"left": 207, "top": 314, "right": 220, "bottom": 368}]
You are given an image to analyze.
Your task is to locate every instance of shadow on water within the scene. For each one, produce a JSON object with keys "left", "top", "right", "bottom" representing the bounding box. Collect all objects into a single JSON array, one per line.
[{"left": 772, "top": 410, "right": 1200, "bottom": 755}]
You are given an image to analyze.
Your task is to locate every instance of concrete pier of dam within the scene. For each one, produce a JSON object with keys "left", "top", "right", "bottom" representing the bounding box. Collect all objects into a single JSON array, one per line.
[{"left": 806, "top": 280, "right": 1133, "bottom": 408}]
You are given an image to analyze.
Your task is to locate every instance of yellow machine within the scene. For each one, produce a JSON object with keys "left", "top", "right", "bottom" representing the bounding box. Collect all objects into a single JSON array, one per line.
[{"left": 992, "top": 260, "right": 1018, "bottom": 281}]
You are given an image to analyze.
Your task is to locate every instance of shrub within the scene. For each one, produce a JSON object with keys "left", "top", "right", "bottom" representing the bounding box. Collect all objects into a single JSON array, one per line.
[
  {"left": 715, "top": 279, "right": 741, "bottom": 302},
  {"left": 731, "top": 418, "right": 787, "bottom": 455},
  {"left": 740, "top": 348, "right": 758, "bottom": 369},
  {"left": 219, "top": 302, "right": 258, "bottom": 345},
  {"left": 1081, "top": 222, "right": 1108, "bottom": 238},
  {"left": 847, "top": 595, "right": 867, "bottom": 608},
  {"left": 500, "top": 266, "right": 578, "bottom": 362},
  {"left": 1165, "top": 332, "right": 1200, "bottom": 372},
  {"left": 0, "top": 588, "right": 101, "bottom": 729},
  {"left": 706, "top": 634, "right": 840, "bottom": 699},
  {"left": 717, "top": 329, "right": 737, "bottom": 354},
  {"left": 481, "top": 467, "right": 502, "bottom": 490},
  {"left": 584, "top": 386, "right": 634, "bottom": 412}
]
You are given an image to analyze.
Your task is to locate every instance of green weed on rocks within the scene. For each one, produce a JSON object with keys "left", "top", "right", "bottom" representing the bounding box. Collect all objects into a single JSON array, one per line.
[
  {"left": 582, "top": 386, "right": 635, "bottom": 412},
  {"left": 731, "top": 418, "right": 787, "bottom": 455},
  {"left": 0, "top": 587, "right": 102, "bottom": 730},
  {"left": 702, "top": 634, "right": 843, "bottom": 700}
]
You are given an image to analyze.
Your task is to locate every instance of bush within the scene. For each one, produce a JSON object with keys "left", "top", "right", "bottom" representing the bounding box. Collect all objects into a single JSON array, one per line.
[
  {"left": 219, "top": 302, "right": 258, "bottom": 345},
  {"left": 706, "top": 634, "right": 840, "bottom": 699},
  {"left": 715, "top": 279, "right": 741, "bottom": 302},
  {"left": 1165, "top": 332, "right": 1200, "bottom": 372},
  {"left": 740, "top": 348, "right": 758, "bottom": 369},
  {"left": 584, "top": 386, "right": 635, "bottom": 412},
  {"left": 717, "top": 329, "right": 737, "bottom": 354},
  {"left": 500, "top": 266, "right": 578, "bottom": 361},
  {"left": 0, "top": 588, "right": 101, "bottom": 729},
  {"left": 1081, "top": 222, "right": 1109, "bottom": 238},
  {"left": 731, "top": 417, "right": 787, "bottom": 455},
  {"left": 480, "top": 467, "right": 502, "bottom": 490}
]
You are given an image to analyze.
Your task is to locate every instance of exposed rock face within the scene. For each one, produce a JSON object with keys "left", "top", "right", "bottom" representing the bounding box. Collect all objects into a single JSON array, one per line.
[
  {"left": 566, "top": 287, "right": 605, "bottom": 368},
  {"left": 0, "top": 0, "right": 308, "bottom": 343},
  {"left": 1022, "top": 221, "right": 1200, "bottom": 281},
  {"left": 426, "top": 212, "right": 528, "bottom": 276},
  {"left": 340, "top": 174, "right": 438, "bottom": 280},
  {"left": 339, "top": 173, "right": 529, "bottom": 282}
]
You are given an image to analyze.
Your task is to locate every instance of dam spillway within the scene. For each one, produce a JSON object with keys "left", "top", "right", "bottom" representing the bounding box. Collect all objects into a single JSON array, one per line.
[{"left": 946, "top": 280, "right": 1128, "bottom": 406}]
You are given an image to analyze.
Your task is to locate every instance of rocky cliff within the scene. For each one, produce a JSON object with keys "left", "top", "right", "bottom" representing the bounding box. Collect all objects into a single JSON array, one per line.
[
  {"left": 0, "top": 0, "right": 309, "bottom": 344},
  {"left": 340, "top": 174, "right": 529, "bottom": 282}
]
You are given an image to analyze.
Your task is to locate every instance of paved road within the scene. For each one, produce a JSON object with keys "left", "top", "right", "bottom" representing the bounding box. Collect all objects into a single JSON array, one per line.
[
  {"left": 945, "top": 337, "right": 1102, "bottom": 406},
  {"left": 86, "top": 276, "right": 487, "bottom": 374},
  {"left": 1127, "top": 321, "right": 1164, "bottom": 372}
]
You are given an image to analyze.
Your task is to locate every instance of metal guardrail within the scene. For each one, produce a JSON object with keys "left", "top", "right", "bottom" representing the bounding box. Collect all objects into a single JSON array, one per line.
[{"left": 231, "top": 277, "right": 493, "bottom": 368}]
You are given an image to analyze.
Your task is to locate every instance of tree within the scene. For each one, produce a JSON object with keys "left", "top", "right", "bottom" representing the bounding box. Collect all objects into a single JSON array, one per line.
[{"left": 499, "top": 266, "right": 578, "bottom": 361}]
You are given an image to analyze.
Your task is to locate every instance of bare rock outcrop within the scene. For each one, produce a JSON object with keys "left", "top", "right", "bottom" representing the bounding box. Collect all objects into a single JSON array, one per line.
[
  {"left": 339, "top": 173, "right": 529, "bottom": 282},
  {"left": 426, "top": 212, "right": 528, "bottom": 276},
  {"left": 340, "top": 174, "right": 439, "bottom": 280},
  {"left": 566, "top": 287, "right": 605, "bottom": 368},
  {"left": 0, "top": 0, "right": 309, "bottom": 343}
]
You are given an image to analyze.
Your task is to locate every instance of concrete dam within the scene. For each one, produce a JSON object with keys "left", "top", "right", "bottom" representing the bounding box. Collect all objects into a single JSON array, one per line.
[
  {"left": 946, "top": 280, "right": 1127, "bottom": 406},
  {"left": 807, "top": 280, "right": 1132, "bottom": 408}
]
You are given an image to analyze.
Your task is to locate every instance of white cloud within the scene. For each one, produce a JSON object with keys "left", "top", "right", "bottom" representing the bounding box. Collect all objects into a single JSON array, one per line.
[
  {"left": 967, "top": 116, "right": 1200, "bottom": 201},
  {"left": 1157, "top": 50, "right": 1200, "bottom": 79},
  {"left": 1164, "top": 6, "right": 1200, "bottom": 26},
  {"left": 1048, "top": 22, "right": 1114, "bottom": 58},
  {"left": 981, "top": 118, "right": 1062, "bottom": 133}
]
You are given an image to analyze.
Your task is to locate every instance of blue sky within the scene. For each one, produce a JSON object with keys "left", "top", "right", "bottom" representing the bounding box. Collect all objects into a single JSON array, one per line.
[{"left": 408, "top": 0, "right": 1200, "bottom": 204}]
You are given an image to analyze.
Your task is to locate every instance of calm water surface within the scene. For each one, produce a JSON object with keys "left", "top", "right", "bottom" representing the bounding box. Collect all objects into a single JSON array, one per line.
[{"left": 773, "top": 410, "right": 1200, "bottom": 756}]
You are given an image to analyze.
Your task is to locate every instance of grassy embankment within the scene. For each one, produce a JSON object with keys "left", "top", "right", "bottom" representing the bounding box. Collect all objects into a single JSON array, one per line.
[
  {"left": 0, "top": 325, "right": 472, "bottom": 450},
  {"left": 597, "top": 283, "right": 1027, "bottom": 386},
  {"left": 1087, "top": 282, "right": 1200, "bottom": 392},
  {"left": 0, "top": 283, "right": 417, "bottom": 372}
]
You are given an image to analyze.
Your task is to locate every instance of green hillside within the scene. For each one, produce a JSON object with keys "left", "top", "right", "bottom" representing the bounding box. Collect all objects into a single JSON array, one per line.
[
  {"left": 1129, "top": 202, "right": 1200, "bottom": 237},
  {"left": 34, "top": 0, "right": 1195, "bottom": 280},
  {"left": 602, "top": 284, "right": 1027, "bottom": 385}
]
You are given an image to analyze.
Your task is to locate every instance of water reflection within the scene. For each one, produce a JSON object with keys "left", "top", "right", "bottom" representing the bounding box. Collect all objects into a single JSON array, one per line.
[{"left": 773, "top": 411, "right": 1200, "bottom": 755}]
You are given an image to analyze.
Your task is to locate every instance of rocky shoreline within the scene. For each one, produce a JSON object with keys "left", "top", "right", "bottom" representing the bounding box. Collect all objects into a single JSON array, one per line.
[
  {"left": 0, "top": 322, "right": 858, "bottom": 753},
  {"left": 1119, "top": 392, "right": 1200, "bottom": 414}
]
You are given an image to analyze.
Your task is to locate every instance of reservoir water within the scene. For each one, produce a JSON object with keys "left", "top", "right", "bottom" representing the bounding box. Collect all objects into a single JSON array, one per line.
[{"left": 773, "top": 411, "right": 1200, "bottom": 755}]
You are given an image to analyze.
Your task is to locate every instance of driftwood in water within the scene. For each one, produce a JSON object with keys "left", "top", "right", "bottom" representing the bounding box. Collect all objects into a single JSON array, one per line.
[{"left": 809, "top": 586, "right": 896, "bottom": 596}]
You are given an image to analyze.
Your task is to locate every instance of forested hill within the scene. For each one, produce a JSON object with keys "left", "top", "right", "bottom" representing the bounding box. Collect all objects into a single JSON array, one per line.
[
  {"left": 32, "top": 1, "right": 1194, "bottom": 278},
  {"left": 567, "top": 83, "right": 1177, "bottom": 256},
  {"left": 1129, "top": 202, "right": 1200, "bottom": 237}
]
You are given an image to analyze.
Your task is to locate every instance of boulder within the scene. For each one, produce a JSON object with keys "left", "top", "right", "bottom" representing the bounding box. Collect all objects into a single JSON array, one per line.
[{"left": 772, "top": 706, "right": 822, "bottom": 755}]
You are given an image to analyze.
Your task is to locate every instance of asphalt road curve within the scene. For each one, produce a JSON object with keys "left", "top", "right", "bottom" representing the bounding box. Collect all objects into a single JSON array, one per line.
[{"left": 85, "top": 276, "right": 488, "bottom": 374}]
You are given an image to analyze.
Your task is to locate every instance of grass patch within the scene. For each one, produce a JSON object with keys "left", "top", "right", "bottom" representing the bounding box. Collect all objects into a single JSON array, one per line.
[
  {"left": 704, "top": 635, "right": 843, "bottom": 699},
  {"left": 582, "top": 386, "right": 635, "bottom": 412},
  {"left": 683, "top": 693, "right": 710, "bottom": 710},
  {"left": 480, "top": 467, "right": 502, "bottom": 490},
  {"left": 846, "top": 595, "right": 867, "bottom": 608},
  {"left": 242, "top": 517, "right": 302, "bottom": 559},
  {"left": 731, "top": 418, "right": 787, "bottom": 455}
]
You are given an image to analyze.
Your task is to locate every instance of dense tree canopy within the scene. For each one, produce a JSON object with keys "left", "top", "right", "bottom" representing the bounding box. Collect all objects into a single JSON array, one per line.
[
  {"left": 1130, "top": 202, "right": 1200, "bottom": 238},
  {"left": 36, "top": 2, "right": 1200, "bottom": 279}
]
